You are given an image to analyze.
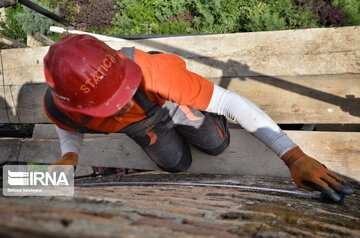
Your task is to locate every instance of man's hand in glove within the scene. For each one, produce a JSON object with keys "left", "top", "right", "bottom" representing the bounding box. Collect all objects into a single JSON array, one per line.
[
  {"left": 48, "top": 152, "right": 78, "bottom": 177},
  {"left": 281, "top": 146, "right": 354, "bottom": 203}
]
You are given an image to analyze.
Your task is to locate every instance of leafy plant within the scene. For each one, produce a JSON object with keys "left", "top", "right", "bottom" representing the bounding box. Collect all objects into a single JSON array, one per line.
[
  {"left": 0, "top": 5, "right": 26, "bottom": 42},
  {"left": 2, "top": 0, "right": 358, "bottom": 43},
  {"left": 46, "top": 0, "right": 116, "bottom": 30},
  {"left": 331, "top": 0, "right": 360, "bottom": 25},
  {"left": 108, "top": 0, "right": 320, "bottom": 35},
  {"left": 15, "top": 0, "right": 57, "bottom": 36},
  {"left": 294, "top": 0, "right": 347, "bottom": 27}
]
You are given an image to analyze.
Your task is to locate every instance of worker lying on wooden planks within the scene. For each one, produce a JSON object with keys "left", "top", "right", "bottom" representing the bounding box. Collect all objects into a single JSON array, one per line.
[{"left": 43, "top": 34, "right": 353, "bottom": 202}]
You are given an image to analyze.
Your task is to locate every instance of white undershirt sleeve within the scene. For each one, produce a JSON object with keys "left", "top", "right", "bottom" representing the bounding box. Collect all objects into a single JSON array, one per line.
[
  {"left": 206, "top": 85, "right": 297, "bottom": 157},
  {"left": 55, "top": 126, "right": 84, "bottom": 156}
]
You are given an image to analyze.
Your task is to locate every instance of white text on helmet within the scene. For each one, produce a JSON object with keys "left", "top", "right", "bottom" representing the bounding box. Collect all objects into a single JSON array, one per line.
[{"left": 79, "top": 54, "right": 116, "bottom": 94}]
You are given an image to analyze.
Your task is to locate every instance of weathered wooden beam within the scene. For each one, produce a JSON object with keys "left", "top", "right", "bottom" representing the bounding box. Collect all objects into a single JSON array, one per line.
[
  {"left": 34, "top": 33, "right": 54, "bottom": 46},
  {"left": 0, "top": 34, "right": 16, "bottom": 46},
  {"left": 1, "top": 84, "right": 49, "bottom": 123},
  {"left": 112, "top": 26, "right": 360, "bottom": 78},
  {"left": 0, "top": 88, "right": 9, "bottom": 123},
  {"left": 0, "top": 51, "right": 9, "bottom": 123},
  {"left": 5, "top": 125, "right": 358, "bottom": 181},
  {"left": 1, "top": 47, "right": 47, "bottom": 85},
  {"left": 0, "top": 138, "right": 21, "bottom": 163},
  {"left": 1, "top": 27, "right": 359, "bottom": 86},
  {"left": 210, "top": 74, "right": 360, "bottom": 124},
  {"left": 1, "top": 73, "right": 359, "bottom": 124}
]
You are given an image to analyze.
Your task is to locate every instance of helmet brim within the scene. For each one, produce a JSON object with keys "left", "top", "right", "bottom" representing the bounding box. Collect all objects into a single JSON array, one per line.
[{"left": 53, "top": 51, "right": 142, "bottom": 118}]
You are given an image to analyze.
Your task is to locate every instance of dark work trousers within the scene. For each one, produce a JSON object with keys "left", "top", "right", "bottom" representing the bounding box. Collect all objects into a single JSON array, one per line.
[{"left": 128, "top": 105, "right": 230, "bottom": 173}]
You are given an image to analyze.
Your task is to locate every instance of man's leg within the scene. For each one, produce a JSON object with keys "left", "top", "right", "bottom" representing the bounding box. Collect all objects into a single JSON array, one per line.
[
  {"left": 174, "top": 107, "right": 230, "bottom": 155},
  {"left": 128, "top": 121, "right": 192, "bottom": 173}
]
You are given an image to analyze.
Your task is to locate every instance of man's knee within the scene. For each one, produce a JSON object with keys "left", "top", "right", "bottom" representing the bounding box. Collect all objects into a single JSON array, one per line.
[
  {"left": 201, "top": 134, "right": 230, "bottom": 155},
  {"left": 159, "top": 142, "right": 192, "bottom": 173},
  {"left": 199, "top": 114, "right": 230, "bottom": 155}
]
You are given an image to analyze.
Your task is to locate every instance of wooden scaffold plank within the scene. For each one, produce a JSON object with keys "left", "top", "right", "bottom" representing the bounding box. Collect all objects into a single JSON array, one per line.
[{"left": 11, "top": 124, "right": 360, "bottom": 181}]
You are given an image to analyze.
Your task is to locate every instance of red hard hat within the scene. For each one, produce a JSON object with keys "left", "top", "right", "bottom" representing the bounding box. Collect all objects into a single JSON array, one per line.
[{"left": 44, "top": 34, "right": 142, "bottom": 117}]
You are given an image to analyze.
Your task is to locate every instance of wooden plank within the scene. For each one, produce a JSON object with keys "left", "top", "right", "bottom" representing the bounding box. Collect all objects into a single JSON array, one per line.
[
  {"left": 211, "top": 74, "right": 360, "bottom": 124},
  {"left": 0, "top": 87, "right": 9, "bottom": 123},
  {"left": 0, "top": 51, "right": 8, "bottom": 123},
  {"left": 16, "top": 125, "right": 360, "bottom": 181},
  {"left": 1, "top": 27, "right": 359, "bottom": 86},
  {"left": 1, "top": 73, "right": 359, "bottom": 124},
  {"left": 19, "top": 134, "right": 159, "bottom": 170},
  {"left": 2, "top": 85, "right": 19, "bottom": 123},
  {"left": 1, "top": 84, "right": 49, "bottom": 123},
  {"left": 34, "top": 33, "right": 54, "bottom": 46},
  {"left": 0, "top": 138, "right": 21, "bottom": 163},
  {"left": 1, "top": 47, "right": 48, "bottom": 85},
  {"left": 0, "top": 34, "right": 17, "bottom": 46}
]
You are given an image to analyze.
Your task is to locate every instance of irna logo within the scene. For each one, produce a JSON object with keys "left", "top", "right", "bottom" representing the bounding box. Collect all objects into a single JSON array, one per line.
[
  {"left": 3, "top": 165, "right": 74, "bottom": 196},
  {"left": 7, "top": 170, "right": 69, "bottom": 186}
]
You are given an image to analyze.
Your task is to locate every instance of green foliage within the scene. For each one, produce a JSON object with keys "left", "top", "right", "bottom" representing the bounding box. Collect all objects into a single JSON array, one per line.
[
  {"left": 332, "top": 0, "right": 360, "bottom": 25},
  {"left": 0, "top": 0, "right": 61, "bottom": 48},
  {"left": 0, "top": 5, "right": 26, "bottom": 41},
  {"left": 189, "top": 0, "right": 243, "bottom": 33},
  {"left": 15, "top": 0, "right": 57, "bottom": 36},
  {"left": 157, "top": 21, "right": 193, "bottom": 34},
  {"left": 107, "top": 0, "right": 320, "bottom": 35},
  {"left": 109, "top": 0, "right": 203, "bottom": 35},
  {"left": 189, "top": 0, "right": 318, "bottom": 32},
  {"left": 37, "top": 0, "right": 60, "bottom": 8},
  {"left": 2, "top": 0, "right": 358, "bottom": 43},
  {"left": 238, "top": 0, "right": 318, "bottom": 32}
]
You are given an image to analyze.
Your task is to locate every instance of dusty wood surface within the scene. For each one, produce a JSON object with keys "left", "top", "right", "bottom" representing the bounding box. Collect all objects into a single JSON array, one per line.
[
  {"left": 210, "top": 74, "right": 360, "bottom": 124},
  {"left": 0, "top": 138, "right": 20, "bottom": 162},
  {"left": 0, "top": 173, "right": 359, "bottom": 238},
  {"left": 1, "top": 28, "right": 359, "bottom": 81},
  {"left": 1, "top": 27, "right": 359, "bottom": 82},
  {"left": 0, "top": 51, "right": 8, "bottom": 123},
  {"left": 1, "top": 84, "right": 49, "bottom": 123},
  {"left": 0, "top": 34, "right": 16, "bottom": 46},
  {"left": 1, "top": 27, "right": 359, "bottom": 86},
  {"left": 0, "top": 92, "right": 8, "bottom": 123},
  {"left": 1, "top": 73, "right": 359, "bottom": 123},
  {"left": 1, "top": 125, "right": 359, "bottom": 181},
  {"left": 34, "top": 33, "right": 54, "bottom": 46}
]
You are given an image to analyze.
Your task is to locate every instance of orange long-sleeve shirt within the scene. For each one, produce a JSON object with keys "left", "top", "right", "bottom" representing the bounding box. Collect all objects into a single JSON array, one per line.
[{"left": 44, "top": 49, "right": 214, "bottom": 133}]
